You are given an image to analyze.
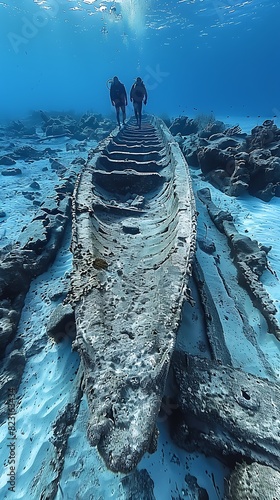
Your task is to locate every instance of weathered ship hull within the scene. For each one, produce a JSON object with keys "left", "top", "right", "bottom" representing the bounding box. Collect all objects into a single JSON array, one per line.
[{"left": 69, "top": 116, "right": 196, "bottom": 472}]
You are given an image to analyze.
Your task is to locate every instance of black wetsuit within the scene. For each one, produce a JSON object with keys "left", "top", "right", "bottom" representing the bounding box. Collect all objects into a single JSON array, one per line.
[
  {"left": 130, "top": 82, "right": 147, "bottom": 128},
  {"left": 110, "top": 82, "right": 127, "bottom": 126}
]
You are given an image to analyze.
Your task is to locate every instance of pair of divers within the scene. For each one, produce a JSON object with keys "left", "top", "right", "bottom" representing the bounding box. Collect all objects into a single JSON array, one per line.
[{"left": 109, "top": 76, "right": 148, "bottom": 129}]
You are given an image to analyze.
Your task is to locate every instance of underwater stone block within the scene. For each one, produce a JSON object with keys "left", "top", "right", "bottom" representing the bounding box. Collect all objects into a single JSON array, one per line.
[
  {"left": 0, "top": 156, "right": 16, "bottom": 166},
  {"left": 47, "top": 303, "right": 75, "bottom": 342},
  {"left": 171, "top": 352, "right": 280, "bottom": 472},
  {"left": 1, "top": 168, "right": 22, "bottom": 176},
  {"left": 226, "top": 462, "right": 280, "bottom": 500}
]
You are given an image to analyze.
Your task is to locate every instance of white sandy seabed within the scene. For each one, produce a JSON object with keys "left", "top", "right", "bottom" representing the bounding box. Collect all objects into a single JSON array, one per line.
[{"left": 0, "top": 117, "right": 279, "bottom": 499}]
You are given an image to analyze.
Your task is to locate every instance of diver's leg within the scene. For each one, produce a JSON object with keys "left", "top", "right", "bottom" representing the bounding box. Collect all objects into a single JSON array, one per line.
[
  {"left": 138, "top": 102, "right": 143, "bottom": 129},
  {"left": 133, "top": 102, "right": 138, "bottom": 124},
  {"left": 116, "top": 106, "right": 120, "bottom": 126},
  {"left": 121, "top": 105, "right": 126, "bottom": 124}
]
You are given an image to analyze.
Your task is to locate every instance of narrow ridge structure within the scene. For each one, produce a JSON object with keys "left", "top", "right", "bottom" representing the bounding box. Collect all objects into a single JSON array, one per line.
[{"left": 69, "top": 116, "right": 196, "bottom": 472}]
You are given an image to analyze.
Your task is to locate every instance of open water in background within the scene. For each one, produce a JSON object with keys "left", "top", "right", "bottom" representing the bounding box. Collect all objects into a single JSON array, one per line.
[
  {"left": 1, "top": 2, "right": 280, "bottom": 498},
  {"left": 1, "top": 0, "right": 280, "bottom": 120}
]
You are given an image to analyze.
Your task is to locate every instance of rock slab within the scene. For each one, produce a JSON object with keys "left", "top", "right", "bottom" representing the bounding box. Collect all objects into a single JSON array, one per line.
[{"left": 172, "top": 353, "right": 280, "bottom": 472}]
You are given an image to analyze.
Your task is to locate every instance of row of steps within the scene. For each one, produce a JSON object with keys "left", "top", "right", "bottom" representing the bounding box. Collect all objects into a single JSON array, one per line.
[{"left": 92, "top": 117, "right": 169, "bottom": 195}]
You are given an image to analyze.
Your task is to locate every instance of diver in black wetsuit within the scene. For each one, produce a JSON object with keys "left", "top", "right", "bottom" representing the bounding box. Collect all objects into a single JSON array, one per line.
[
  {"left": 110, "top": 76, "right": 127, "bottom": 127},
  {"left": 130, "top": 77, "right": 147, "bottom": 129}
]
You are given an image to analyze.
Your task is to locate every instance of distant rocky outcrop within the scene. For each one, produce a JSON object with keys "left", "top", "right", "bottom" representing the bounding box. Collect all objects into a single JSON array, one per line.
[
  {"left": 172, "top": 116, "right": 280, "bottom": 201},
  {"left": 40, "top": 111, "right": 114, "bottom": 141},
  {"left": 5, "top": 120, "right": 37, "bottom": 139},
  {"left": 3, "top": 111, "right": 114, "bottom": 144},
  {"left": 169, "top": 116, "right": 199, "bottom": 136},
  {"left": 0, "top": 144, "right": 62, "bottom": 172}
]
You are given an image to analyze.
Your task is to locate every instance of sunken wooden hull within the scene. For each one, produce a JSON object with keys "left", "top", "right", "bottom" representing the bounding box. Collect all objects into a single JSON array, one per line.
[{"left": 70, "top": 116, "right": 196, "bottom": 472}]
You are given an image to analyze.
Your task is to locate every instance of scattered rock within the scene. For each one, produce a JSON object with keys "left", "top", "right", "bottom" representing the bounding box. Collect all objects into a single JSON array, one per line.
[
  {"left": 198, "top": 119, "right": 226, "bottom": 138},
  {"left": 7, "top": 121, "right": 24, "bottom": 133},
  {"left": 40, "top": 111, "right": 114, "bottom": 142},
  {"left": 0, "top": 186, "right": 72, "bottom": 360},
  {"left": 171, "top": 352, "right": 280, "bottom": 472},
  {"left": 71, "top": 157, "right": 86, "bottom": 166},
  {"left": 66, "top": 143, "right": 87, "bottom": 153},
  {"left": 0, "top": 348, "right": 25, "bottom": 424},
  {"left": 23, "top": 192, "right": 36, "bottom": 201},
  {"left": 43, "top": 372, "right": 83, "bottom": 500},
  {"left": 1, "top": 168, "right": 22, "bottom": 176},
  {"left": 121, "top": 469, "right": 155, "bottom": 500},
  {"left": 13, "top": 145, "right": 42, "bottom": 160},
  {"left": 170, "top": 116, "right": 199, "bottom": 136},
  {"left": 30, "top": 181, "right": 41, "bottom": 190},
  {"left": 181, "top": 135, "right": 200, "bottom": 166},
  {"left": 50, "top": 158, "right": 66, "bottom": 175},
  {"left": 198, "top": 187, "right": 280, "bottom": 339},
  {"left": 6, "top": 120, "right": 37, "bottom": 138},
  {"left": 47, "top": 303, "right": 76, "bottom": 342},
  {"left": 185, "top": 473, "right": 209, "bottom": 499},
  {"left": 46, "top": 124, "right": 72, "bottom": 137},
  {"left": 80, "top": 115, "right": 98, "bottom": 130},
  {"left": 246, "top": 120, "right": 280, "bottom": 151},
  {"left": 197, "top": 145, "right": 234, "bottom": 175},
  {"left": 197, "top": 237, "right": 216, "bottom": 254},
  {"left": 0, "top": 156, "right": 16, "bottom": 166},
  {"left": 172, "top": 117, "right": 280, "bottom": 201},
  {"left": 226, "top": 462, "right": 280, "bottom": 500},
  {"left": 17, "top": 219, "right": 49, "bottom": 253},
  {"left": 0, "top": 308, "right": 20, "bottom": 356}
]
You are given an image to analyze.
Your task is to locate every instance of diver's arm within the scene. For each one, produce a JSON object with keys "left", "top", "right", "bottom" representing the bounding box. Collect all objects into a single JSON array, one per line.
[
  {"left": 123, "top": 86, "right": 128, "bottom": 105},
  {"left": 144, "top": 86, "right": 147, "bottom": 105},
  {"left": 110, "top": 87, "right": 114, "bottom": 105}
]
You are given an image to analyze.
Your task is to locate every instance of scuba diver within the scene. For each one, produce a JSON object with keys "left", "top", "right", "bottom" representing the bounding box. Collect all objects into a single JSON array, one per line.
[
  {"left": 130, "top": 77, "right": 147, "bottom": 129},
  {"left": 109, "top": 76, "right": 127, "bottom": 127}
]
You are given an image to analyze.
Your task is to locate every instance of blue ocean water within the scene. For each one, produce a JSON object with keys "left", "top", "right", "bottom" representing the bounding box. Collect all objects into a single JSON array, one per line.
[
  {"left": 1, "top": 0, "right": 280, "bottom": 119},
  {"left": 1, "top": 2, "right": 280, "bottom": 499}
]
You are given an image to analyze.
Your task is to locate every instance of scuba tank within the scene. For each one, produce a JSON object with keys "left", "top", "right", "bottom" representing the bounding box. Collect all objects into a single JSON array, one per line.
[
  {"left": 132, "top": 78, "right": 145, "bottom": 100},
  {"left": 106, "top": 78, "right": 113, "bottom": 89}
]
